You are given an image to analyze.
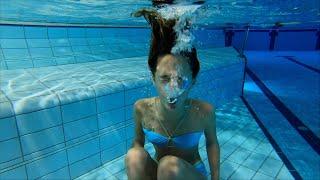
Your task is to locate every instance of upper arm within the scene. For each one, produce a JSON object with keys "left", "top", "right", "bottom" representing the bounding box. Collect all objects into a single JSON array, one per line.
[
  {"left": 132, "top": 100, "right": 145, "bottom": 148},
  {"left": 203, "top": 104, "right": 219, "bottom": 146}
]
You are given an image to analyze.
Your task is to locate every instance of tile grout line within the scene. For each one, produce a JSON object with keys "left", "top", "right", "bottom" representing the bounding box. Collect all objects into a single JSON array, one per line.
[
  {"left": 0, "top": 90, "right": 27, "bottom": 177},
  {"left": 27, "top": 68, "right": 72, "bottom": 180},
  {"left": 23, "top": 25, "right": 34, "bottom": 69},
  {"left": 240, "top": 95, "right": 302, "bottom": 180},
  {"left": 246, "top": 67, "right": 320, "bottom": 155}
]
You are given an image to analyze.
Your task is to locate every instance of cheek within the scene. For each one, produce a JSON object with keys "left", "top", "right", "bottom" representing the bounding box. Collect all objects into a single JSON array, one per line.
[{"left": 153, "top": 82, "right": 166, "bottom": 95}]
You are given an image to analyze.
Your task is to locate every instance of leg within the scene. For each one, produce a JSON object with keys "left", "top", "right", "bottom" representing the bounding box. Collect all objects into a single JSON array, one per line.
[
  {"left": 125, "top": 147, "right": 158, "bottom": 180},
  {"left": 157, "top": 155, "right": 207, "bottom": 180}
]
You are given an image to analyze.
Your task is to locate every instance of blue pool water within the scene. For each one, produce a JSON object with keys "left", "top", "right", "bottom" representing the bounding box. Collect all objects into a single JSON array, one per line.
[{"left": 0, "top": 1, "right": 319, "bottom": 180}]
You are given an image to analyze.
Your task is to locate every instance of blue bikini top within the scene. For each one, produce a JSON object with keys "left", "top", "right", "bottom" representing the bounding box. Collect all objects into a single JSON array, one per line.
[{"left": 143, "top": 128, "right": 203, "bottom": 149}]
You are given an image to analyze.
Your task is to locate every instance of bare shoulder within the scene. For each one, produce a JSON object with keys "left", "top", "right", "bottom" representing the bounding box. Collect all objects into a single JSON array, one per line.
[
  {"left": 191, "top": 98, "right": 216, "bottom": 115},
  {"left": 134, "top": 97, "right": 155, "bottom": 114}
]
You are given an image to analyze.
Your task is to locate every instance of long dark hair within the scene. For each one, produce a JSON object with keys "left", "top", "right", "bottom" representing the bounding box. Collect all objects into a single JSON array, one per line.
[{"left": 133, "top": 9, "right": 200, "bottom": 79}]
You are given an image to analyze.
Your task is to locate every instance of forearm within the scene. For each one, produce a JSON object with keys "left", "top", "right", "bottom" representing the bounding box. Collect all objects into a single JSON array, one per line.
[{"left": 206, "top": 143, "right": 220, "bottom": 180}]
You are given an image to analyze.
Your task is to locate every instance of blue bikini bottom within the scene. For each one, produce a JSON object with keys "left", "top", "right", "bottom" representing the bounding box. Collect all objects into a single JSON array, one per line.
[{"left": 193, "top": 160, "right": 208, "bottom": 177}]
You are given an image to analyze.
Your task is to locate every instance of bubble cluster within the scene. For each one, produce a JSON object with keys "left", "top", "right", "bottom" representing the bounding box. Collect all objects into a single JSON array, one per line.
[{"left": 157, "top": 4, "right": 205, "bottom": 54}]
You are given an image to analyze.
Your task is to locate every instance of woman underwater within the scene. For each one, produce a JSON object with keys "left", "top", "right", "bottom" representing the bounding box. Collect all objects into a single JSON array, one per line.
[{"left": 125, "top": 7, "right": 220, "bottom": 180}]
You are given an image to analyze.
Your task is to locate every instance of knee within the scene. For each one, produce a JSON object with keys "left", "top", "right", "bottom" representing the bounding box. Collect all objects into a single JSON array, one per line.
[
  {"left": 125, "top": 147, "right": 149, "bottom": 167},
  {"left": 157, "top": 155, "right": 183, "bottom": 179}
]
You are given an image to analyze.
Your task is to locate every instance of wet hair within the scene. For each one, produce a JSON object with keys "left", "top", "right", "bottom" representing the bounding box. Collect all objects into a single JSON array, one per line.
[{"left": 133, "top": 9, "right": 200, "bottom": 79}]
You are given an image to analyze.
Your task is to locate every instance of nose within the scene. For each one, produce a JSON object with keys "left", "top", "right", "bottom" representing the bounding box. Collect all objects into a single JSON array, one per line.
[{"left": 168, "top": 78, "right": 179, "bottom": 89}]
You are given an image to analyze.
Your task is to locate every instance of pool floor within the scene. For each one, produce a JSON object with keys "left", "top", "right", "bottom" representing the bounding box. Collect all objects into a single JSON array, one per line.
[{"left": 244, "top": 51, "right": 320, "bottom": 178}]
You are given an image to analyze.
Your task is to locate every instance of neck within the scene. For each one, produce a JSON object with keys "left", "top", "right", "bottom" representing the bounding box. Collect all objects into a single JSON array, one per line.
[{"left": 156, "top": 97, "right": 189, "bottom": 123}]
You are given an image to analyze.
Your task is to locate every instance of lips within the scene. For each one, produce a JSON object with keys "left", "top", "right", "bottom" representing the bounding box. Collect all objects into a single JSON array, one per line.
[
  {"left": 167, "top": 97, "right": 178, "bottom": 109},
  {"left": 168, "top": 97, "right": 177, "bottom": 104}
]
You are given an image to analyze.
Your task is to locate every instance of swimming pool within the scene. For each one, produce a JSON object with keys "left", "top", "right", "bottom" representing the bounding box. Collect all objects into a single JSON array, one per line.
[{"left": 0, "top": 1, "right": 319, "bottom": 179}]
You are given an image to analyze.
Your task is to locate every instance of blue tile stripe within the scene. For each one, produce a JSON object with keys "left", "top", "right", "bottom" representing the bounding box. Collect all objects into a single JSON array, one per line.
[
  {"left": 279, "top": 56, "right": 320, "bottom": 74},
  {"left": 240, "top": 96, "right": 302, "bottom": 180},
  {"left": 245, "top": 67, "right": 320, "bottom": 155}
]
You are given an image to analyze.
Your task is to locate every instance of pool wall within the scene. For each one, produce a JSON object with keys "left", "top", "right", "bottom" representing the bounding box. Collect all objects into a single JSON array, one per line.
[{"left": 0, "top": 25, "right": 226, "bottom": 70}]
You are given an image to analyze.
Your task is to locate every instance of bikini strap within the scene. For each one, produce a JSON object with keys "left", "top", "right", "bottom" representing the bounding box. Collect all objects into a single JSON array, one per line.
[{"left": 155, "top": 98, "right": 191, "bottom": 138}]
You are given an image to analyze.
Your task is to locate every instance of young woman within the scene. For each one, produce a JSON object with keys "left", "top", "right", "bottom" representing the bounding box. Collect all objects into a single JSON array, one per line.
[{"left": 125, "top": 8, "right": 220, "bottom": 180}]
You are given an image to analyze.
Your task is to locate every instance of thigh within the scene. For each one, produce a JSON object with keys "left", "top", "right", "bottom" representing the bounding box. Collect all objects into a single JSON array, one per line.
[
  {"left": 126, "top": 147, "right": 158, "bottom": 177},
  {"left": 178, "top": 159, "right": 207, "bottom": 180}
]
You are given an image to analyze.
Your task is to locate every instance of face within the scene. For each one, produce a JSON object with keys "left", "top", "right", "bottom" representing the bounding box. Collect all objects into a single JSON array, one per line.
[{"left": 153, "top": 54, "right": 195, "bottom": 111}]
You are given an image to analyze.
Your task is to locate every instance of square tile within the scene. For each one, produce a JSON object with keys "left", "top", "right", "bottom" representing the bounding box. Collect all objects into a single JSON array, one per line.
[
  {"left": 242, "top": 152, "right": 267, "bottom": 171},
  {"left": 75, "top": 166, "right": 112, "bottom": 180},
  {"left": 227, "top": 147, "right": 251, "bottom": 164},
  {"left": 68, "top": 28, "right": 86, "bottom": 38},
  {"left": 24, "top": 26, "right": 48, "bottom": 38},
  {"left": 72, "top": 45, "right": 91, "bottom": 53},
  {"left": 29, "top": 47, "right": 53, "bottom": 58},
  {"left": 39, "top": 166, "right": 70, "bottom": 179},
  {"left": 61, "top": 98, "right": 96, "bottom": 123},
  {"left": 96, "top": 92, "right": 125, "bottom": 113},
  {"left": 220, "top": 160, "right": 239, "bottom": 179},
  {"left": 0, "top": 101, "right": 15, "bottom": 118},
  {"left": 269, "top": 150, "right": 281, "bottom": 161},
  {"left": 12, "top": 93, "right": 60, "bottom": 115},
  {"left": 20, "top": 125, "right": 64, "bottom": 155},
  {"left": 240, "top": 137, "right": 260, "bottom": 151},
  {"left": 26, "top": 39, "right": 50, "bottom": 48},
  {"left": 26, "top": 150, "right": 68, "bottom": 179},
  {"left": 0, "top": 39, "right": 27, "bottom": 48},
  {"left": 52, "top": 47, "right": 73, "bottom": 56},
  {"left": 55, "top": 56, "right": 76, "bottom": 65},
  {"left": 87, "top": 38, "right": 104, "bottom": 45},
  {"left": 98, "top": 108, "right": 125, "bottom": 130},
  {"left": 63, "top": 115, "right": 98, "bottom": 141},
  {"left": 69, "top": 38, "right": 88, "bottom": 46},
  {"left": 125, "top": 105, "right": 134, "bottom": 120},
  {"left": 33, "top": 59, "right": 57, "bottom": 68},
  {"left": 67, "top": 138, "right": 100, "bottom": 164},
  {"left": 0, "top": 26, "right": 24, "bottom": 38},
  {"left": 103, "top": 155, "right": 126, "bottom": 174},
  {"left": 50, "top": 38, "right": 70, "bottom": 47},
  {"left": 16, "top": 106, "right": 62, "bottom": 135},
  {"left": 124, "top": 86, "right": 149, "bottom": 105},
  {"left": 0, "top": 138, "right": 22, "bottom": 164},
  {"left": 252, "top": 172, "right": 273, "bottom": 180},
  {"left": 125, "top": 123, "right": 135, "bottom": 140},
  {"left": 69, "top": 153, "right": 101, "bottom": 179},
  {"left": 276, "top": 165, "right": 294, "bottom": 180},
  {"left": 0, "top": 116, "right": 18, "bottom": 141},
  {"left": 258, "top": 156, "right": 283, "bottom": 177},
  {"left": 229, "top": 165, "right": 256, "bottom": 180},
  {"left": 2, "top": 49, "right": 30, "bottom": 59},
  {"left": 221, "top": 143, "right": 238, "bottom": 160},
  {"left": 101, "top": 142, "right": 126, "bottom": 164},
  {"left": 0, "top": 165, "right": 27, "bottom": 179},
  {"left": 86, "top": 29, "right": 102, "bottom": 37},
  {"left": 48, "top": 28, "right": 68, "bottom": 38},
  {"left": 100, "top": 128, "right": 126, "bottom": 150},
  {"left": 254, "top": 141, "right": 274, "bottom": 155},
  {"left": 114, "top": 169, "right": 128, "bottom": 180}
]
